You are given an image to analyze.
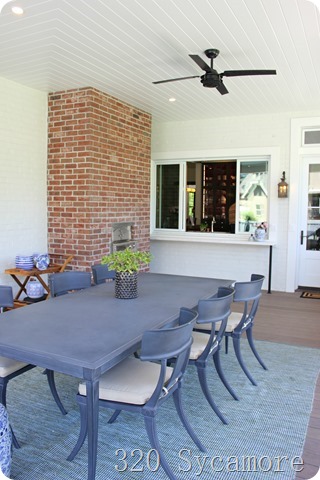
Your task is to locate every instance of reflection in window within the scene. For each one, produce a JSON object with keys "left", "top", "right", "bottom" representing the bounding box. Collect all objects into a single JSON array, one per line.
[
  {"left": 156, "top": 164, "right": 180, "bottom": 229},
  {"left": 239, "top": 161, "right": 268, "bottom": 233}
]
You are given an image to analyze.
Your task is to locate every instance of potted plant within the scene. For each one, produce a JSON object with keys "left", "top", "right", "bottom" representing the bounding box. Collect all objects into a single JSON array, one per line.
[
  {"left": 200, "top": 218, "right": 209, "bottom": 232},
  {"left": 242, "top": 211, "right": 256, "bottom": 232},
  {"left": 101, "top": 248, "right": 152, "bottom": 299}
]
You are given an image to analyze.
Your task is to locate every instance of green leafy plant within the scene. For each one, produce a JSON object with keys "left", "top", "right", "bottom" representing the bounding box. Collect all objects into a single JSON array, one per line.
[
  {"left": 101, "top": 248, "right": 152, "bottom": 273},
  {"left": 200, "top": 218, "right": 209, "bottom": 231},
  {"left": 200, "top": 223, "right": 208, "bottom": 232},
  {"left": 242, "top": 211, "right": 257, "bottom": 221}
]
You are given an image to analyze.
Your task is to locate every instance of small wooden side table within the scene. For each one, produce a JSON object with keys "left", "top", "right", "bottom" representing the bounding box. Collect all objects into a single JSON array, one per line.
[{"left": 5, "top": 255, "right": 73, "bottom": 301}]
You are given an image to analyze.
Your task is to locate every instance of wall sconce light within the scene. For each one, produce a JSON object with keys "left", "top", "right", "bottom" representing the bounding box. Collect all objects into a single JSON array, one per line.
[{"left": 278, "top": 171, "right": 288, "bottom": 198}]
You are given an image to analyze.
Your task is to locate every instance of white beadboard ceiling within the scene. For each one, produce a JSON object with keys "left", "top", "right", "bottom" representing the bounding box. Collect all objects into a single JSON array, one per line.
[{"left": 0, "top": 0, "right": 319, "bottom": 122}]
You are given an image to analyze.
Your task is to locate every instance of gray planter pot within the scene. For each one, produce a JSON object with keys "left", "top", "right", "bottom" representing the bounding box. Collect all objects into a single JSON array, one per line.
[{"left": 115, "top": 271, "right": 138, "bottom": 299}]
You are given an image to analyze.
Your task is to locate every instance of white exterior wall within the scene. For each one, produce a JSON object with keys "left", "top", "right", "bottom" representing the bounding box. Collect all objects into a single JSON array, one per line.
[
  {"left": 0, "top": 74, "right": 318, "bottom": 293},
  {"left": 150, "top": 111, "right": 320, "bottom": 292},
  {"left": 0, "top": 77, "right": 48, "bottom": 291}
]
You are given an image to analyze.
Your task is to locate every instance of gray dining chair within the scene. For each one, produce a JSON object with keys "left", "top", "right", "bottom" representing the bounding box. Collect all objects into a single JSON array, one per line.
[
  {"left": 67, "top": 307, "right": 206, "bottom": 480},
  {"left": 196, "top": 274, "right": 266, "bottom": 386},
  {"left": 48, "top": 271, "right": 92, "bottom": 297},
  {"left": 0, "top": 285, "right": 66, "bottom": 448},
  {"left": 222, "top": 273, "right": 266, "bottom": 386},
  {"left": 185, "top": 286, "right": 234, "bottom": 424},
  {"left": 91, "top": 263, "right": 115, "bottom": 284}
]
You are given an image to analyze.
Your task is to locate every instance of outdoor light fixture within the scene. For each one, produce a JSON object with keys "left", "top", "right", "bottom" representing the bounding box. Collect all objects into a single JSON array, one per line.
[
  {"left": 278, "top": 171, "right": 288, "bottom": 198},
  {"left": 11, "top": 5, "right": 23, "bottom": 14}
]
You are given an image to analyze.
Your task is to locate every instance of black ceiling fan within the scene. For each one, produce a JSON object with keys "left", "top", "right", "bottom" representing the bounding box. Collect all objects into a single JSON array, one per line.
[{"left": 153, "top": 49, "right": 276, "bottom": 95}]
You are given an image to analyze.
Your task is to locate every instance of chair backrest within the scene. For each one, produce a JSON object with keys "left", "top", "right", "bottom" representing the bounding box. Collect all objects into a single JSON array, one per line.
[
  {"left": 0, "top": 286, "right": 14, "bottom": 312},
  {"left": 91, "top": 264, "right": 116, "bottom": 284},
  {"left": 197, "top": 286, "right": 234, "bottom": 325},
  {"left": 139, "top": 307, "right": 198, "bottom": 407},
  {"left": 233, "top": 274, "right": 264, "bottom": 302},
  {"left": 195, "top": 287, "right": 234, "bottom": 356},
  {"left": 49, "top": 271, "right": 92, "bottom": 297},
  {"left": 233, "top": 274, "right": 265, "bottom": 333}
]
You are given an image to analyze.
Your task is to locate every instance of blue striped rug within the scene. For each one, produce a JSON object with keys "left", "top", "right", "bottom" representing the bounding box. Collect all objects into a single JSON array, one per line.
[{"left": 7, "top": 340, "right": 320, "bottom": 480}]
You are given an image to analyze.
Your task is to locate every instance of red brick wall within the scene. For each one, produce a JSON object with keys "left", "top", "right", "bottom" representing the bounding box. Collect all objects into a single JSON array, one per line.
[{"left": 47, "top": 87, "right": 151, "bottom": 271}]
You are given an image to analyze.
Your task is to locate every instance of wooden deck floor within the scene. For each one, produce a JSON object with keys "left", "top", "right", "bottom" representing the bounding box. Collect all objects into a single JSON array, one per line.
[{"left": 252, "top": 290, "right": 320, "bottom": 479}]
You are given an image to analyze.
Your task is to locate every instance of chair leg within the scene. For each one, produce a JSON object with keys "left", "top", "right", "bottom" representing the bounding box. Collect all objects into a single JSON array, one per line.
[
  {"left": 213, "top": 350, "right": 239, "bottom": 400},
  {"left": 172, "top": 388, "right": 206, "bottom": 452},
  {"left": 225, "top": 335, "right": 229, "bottom": 354},
  {"left": 11, "top": 426, "right": 21, "bottom": 449},
  {"left": 232, "top": 336, "right": 257, "bottom": 386},
  {"left": 108, "top": 410, "right": 122, "bottom": 424},
  {"left": 196, "top": 366, "right": 228, "bottom": 424},
  {"left": 67, "top": 399, "right": 88, "bottom": 461},
  {"left": 43, "top": 369, "right": 68, "bottom": 415},
  {"left": 144, "top": 415, "right": 178, "bottom": 480},
  {"left": 246, "top": 326, "right": 268, "bottom": 370}
]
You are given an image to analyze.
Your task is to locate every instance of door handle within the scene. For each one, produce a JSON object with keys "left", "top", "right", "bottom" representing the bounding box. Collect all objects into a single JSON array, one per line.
[{"left": 300, "top": 230, "right": 306, "bottom": 245}]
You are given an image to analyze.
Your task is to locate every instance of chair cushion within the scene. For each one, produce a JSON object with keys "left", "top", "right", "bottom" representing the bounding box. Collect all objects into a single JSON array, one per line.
[
  {"left": 189, "top": 331, "right": 211, "bottom": 360},
  {"left": 0, "top": 357, "right": 28, "bottom": 377},
  {"left": 194, "top": 322, "right": 211, "bottom": 332},
  {"left": 78, "top": 356, "right": 173, "bottom": 405},
  {"left": 215, "top": 312, "right": 243, "bottom": 333}
]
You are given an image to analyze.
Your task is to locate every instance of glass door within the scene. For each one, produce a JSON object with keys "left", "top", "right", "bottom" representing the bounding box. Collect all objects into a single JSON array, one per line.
[{"left": 298, "top": 158, "right": 320, "bottom": 287}]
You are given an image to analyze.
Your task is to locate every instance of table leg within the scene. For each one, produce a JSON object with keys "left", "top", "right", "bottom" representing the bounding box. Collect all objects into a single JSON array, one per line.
[{"left": 85, "top": 377, "right": 99, "bottom": 480}]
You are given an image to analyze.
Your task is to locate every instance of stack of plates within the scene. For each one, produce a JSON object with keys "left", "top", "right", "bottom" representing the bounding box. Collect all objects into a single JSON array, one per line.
[{"left": 15, "top": 255, "right": 34, "bottom": 271}]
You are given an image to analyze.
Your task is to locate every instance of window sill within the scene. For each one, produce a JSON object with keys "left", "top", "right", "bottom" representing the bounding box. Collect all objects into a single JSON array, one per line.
[{"left": 150, "top": 230, "right": 276, "bottom": 246}]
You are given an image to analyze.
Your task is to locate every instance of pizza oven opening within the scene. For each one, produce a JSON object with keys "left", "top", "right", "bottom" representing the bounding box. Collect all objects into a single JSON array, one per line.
[{"left": 110, "top": 222, "right": 137, "bottom": 252}]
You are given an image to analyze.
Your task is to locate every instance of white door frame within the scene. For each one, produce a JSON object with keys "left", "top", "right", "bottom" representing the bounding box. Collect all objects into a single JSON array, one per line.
[{"left": 288, "top": 117, "right": 320, "bottom": 291}]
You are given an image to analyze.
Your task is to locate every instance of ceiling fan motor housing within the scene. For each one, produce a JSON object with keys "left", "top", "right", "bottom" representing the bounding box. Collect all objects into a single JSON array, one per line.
[{"left": 201, "top": 73, "right": 220, "bottom": 88}]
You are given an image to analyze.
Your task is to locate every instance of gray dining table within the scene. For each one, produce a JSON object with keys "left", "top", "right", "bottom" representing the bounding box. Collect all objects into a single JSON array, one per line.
[{"left": 0, "top": 273, "right": 233, "bottom": 480}]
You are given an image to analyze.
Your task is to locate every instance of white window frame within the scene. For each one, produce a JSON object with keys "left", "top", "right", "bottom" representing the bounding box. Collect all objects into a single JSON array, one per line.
[{"left": 151, "top": 147, "right": 279, "bottom": 243}]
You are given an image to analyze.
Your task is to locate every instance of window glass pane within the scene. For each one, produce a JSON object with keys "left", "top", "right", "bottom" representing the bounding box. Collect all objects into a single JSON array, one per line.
[
  {"left": 304, "top": 130, "right": 320, "bottom": 145},
  {"left": 156, "top": 164, "right": 180, "bottom": 229},
  {"left": 306, "top": 164, "right": 320, "bottom": 251},
  {"left": 239, "top": 161, "right": 268, "bottom": 233},
  {"left": 202, "top": 162, "right": 236, "bottom": 233}
]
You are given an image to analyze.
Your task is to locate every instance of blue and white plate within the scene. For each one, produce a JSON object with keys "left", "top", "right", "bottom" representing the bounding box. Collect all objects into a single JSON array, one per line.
[
  {"left": 15, "top": 255, "right": 34, "bottom": 270},
  {"left": 34, "top": 254, "right": 50, "bottom": 271}
]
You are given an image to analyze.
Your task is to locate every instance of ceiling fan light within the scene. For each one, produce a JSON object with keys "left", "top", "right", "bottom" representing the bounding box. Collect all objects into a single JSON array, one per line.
[{"left": 11, "top": 5, "right": 23, "bottom": 14}]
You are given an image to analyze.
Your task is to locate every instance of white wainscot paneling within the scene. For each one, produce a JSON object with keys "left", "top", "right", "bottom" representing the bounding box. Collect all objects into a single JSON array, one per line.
[{"left": 150, "top": 239, "right": 282, "bottom": 292}]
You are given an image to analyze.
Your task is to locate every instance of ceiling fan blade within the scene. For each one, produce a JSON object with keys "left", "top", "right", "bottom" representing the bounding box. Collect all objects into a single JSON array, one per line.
[
  {"left": 222, "top": 69, "right": 277, "bottom": 77},
  {"left": 153, "top": 75, "right": 200, "bottom": 84},
  {"left": 216, "top": 82, "right": 229, "bottom": 95},
  {"left": 189, "top": 54, "right": 213, "bottom": 73}
]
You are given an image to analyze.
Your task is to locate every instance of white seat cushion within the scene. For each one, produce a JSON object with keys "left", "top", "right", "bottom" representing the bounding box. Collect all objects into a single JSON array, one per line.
[
  {"left": 0, "top": 357, "right": 28, "bottom": 377},
  {"left": 78, "top": 356, "right": 173, "bottom": 405},
  {"left": 214, "top": 312, "right": 243, "bottom": 333},
  {"left": 194, "top": 322, "right": 211, "bottom": 332},
  {"left": 189, "top": 331, "right": 212, "bottom": 360}
]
